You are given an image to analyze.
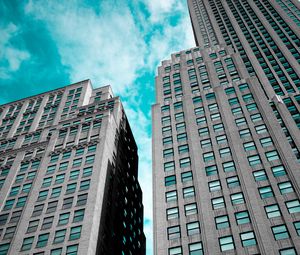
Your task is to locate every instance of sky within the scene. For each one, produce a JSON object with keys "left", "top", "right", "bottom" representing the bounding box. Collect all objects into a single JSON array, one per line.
[{"left": 0, "top": 0, "right": 194, "bottom": 253}]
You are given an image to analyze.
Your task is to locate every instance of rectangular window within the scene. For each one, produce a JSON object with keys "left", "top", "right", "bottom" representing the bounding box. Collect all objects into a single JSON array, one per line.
[
  {"left": 27, "top": 220, "right": 39, "bottom": 233},
  {"left": 53, "top": 229, "right": 66, "bottom": 244},
  {"left": 203, "top": 152, "right": 215, "bottom": 162},
  {"left": 278, "top": 181, "right": 294, "bottom": 194},
  {"left": 215, "top": 215, "right": 229, "bottom": 229},
  {"left": 187, "top": 222, "right": 200, "bottom": 236},
  {"left": 243, "top": 141, "right": 256, "bottom": 151},
  {"left": 216, "top": 135, "right": 227, "bottom": 144},
  {"left": 208, "top": 180, "right": 221, "bottom": 192},
  {"left": 259, "top": 186, "right": 274, "bottom": 199},
  {"left": 183, "top": 187, "right": 195, "bottom": 198},
  {"left": 219, "top": 147, "right": 231, "bottom": 158},
  {"left": 73, "top": 209, "right": 85, "bottom": 223},
  {"left": 181, "top": 171, "right": 192, "bottom": 182},
  {"left": 212, "top": 197, "right": 225, "bottom": 209},
  {"left": 231, "top": 193, "right": 244, "bottom": 205},
  {"left": 163, "top": 137, "right": 173, "bottom": 145},
  {"left": 178, "top": 144, "right": 189, "bottom": 154},
  {"left": 177, "top": 133, "right": 187, "bottom": 142},
  {"left": 205, "top": 165, "right": 218, "bottom": 176},
  {"left": 69, "top": 226, "right": 82, "bottom": 240},
  {"left": 260, "top": 137, "right": 273, "bottom": 147},
  {"left": 198, "top": 127, "right": 209, "bottom": 136},
  {"left": 85, "top": 155, "right": 95, "bottom": 164},
  {"left": 227, "top": 176, "right": 240, "bottom": 188},
  {"left": 66, "top": 244, "right": 78, "bottom": 255},
  {"left": 180, "top": 157, "right": 191, "bottom": 168},
  {"left": 36, "top": 233, "right": 49, "bottom": 248},
  {"left": 167, "top": 207, "right": 179, "bottom": 220},
  {"left": 223, "top": 161, "right": 235, "bottom": 172},
  {"left": 286, "top": 200, "right": 300, "bottom": 214},
  {"left": 167, "top": 226, "right": 180, "bottom": 240},
  {"left": 271, "top": 165, "right": 286, "bottom": 177},
  {"left": 265, "top": 204, "right": 281, "bottom": 218},
  {"left": 255, "top": 124, "right": 268, "bottom": 134},
  {"left": 294, "top": 222, "right": 300, "bottom": 236},
  {"left": 239, "top": 128, "right": 251, "bottom": 138},
  {"left": 164, "top": 161, "right": 175, "bottom": 172},
  {"left": 169, "top": 246, "right": 182, "bottom": 255},
  {"left": 248, "top": 155, "right": 261, "bottom": 166},
  {"left": 51, "top": 187, "right": 62, "bottom": 198},
  {"left": 240, "top": 231, "right": 256, "bottom": 247},
  {"left": 79, "top": 180, "right": 90, "bottom": 191},
  {"left": 166, "top": 190, "right": 177, "bottom": 202},
  {"left": 21, "top": 237, "right": 34, "bottom": 251},
  {"left": 253, "top": 170, "right": 267, "bottom": 181},
  {"left": 62, "top": 197, "right": 73, "bottom": 210},
  {"left": 200, "top": 139, "right": 212, "bottom": 148},
  {"left": 265, "top": 150, "right": 280, "bottom": 161},
  {"left": 70, "top": 170, "right": 80, "bottom": 180},
  {"left": 58, "top": 212, "right": 70, "bottom": 225},
  {"left": 235, "top": 211, "right": 250, "bottom": 225},
  {"left": 189, "top": 242, "right": 203, "bottom": 255},
  {"left": 185, "top": 203, "right": 197, "bottom": 216},
  {"left": 219, "top": 236, "right": 234, "bottom": 251},
  {"left": 272, "top": 225, "right": 289, "bottom": 240},
  {"left": 41, "top": 216, "right": 53, "bottom": 230},
  {"left": 165, "top": 175, "right": 176, "bottom": 186}
]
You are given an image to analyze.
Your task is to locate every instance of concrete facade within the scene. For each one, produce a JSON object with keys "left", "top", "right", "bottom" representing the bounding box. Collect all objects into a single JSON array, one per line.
[
  {"left": 152, "top": 44, "right": 300, "bottom": 254},
  {"left": 0, "top": 80, "right": 146, "bottom": 254}
]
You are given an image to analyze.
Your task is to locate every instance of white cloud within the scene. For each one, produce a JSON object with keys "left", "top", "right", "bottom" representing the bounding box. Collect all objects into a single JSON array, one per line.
[{"left": 0, "top": 23, "right": 30, "bottom": 79}]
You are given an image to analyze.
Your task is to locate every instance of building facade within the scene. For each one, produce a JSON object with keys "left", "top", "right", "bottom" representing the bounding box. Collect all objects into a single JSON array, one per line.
[
  {"left": 0, "top": 80, "right": 146, "bottom": 255},
  {"left": 153, "top": 1, "right": 300, "bottom": 254}
]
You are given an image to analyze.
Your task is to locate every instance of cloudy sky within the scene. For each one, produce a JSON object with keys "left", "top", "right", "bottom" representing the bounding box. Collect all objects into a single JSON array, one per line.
[{"left": 0, "top": 0, "right": 194, "bottom": 253}]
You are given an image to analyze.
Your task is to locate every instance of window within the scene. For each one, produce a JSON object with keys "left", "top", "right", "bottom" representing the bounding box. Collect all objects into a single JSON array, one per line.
[
  {"left": 51, "top": 248, "right": 63, "bottom": 255},
  {"left": 200, "top": 139, "right": 212, "bottom": 148},
  {"left": 72, "top": 158, "right": 82, "bottom": 167},
  {"left": 177, "top": 133, "right": 187, "bottom": 142},
  {"left": 219, "top": 236, "right": 234, "bottom": 251},
  {"left": 272, "top": 225, "right": 289, "bottom": 240},
  {"left": 205, "top": 165, "right": 218, "bottom": 176},
  {"left": 187, "top": 221, "right": 200, "bottom": 235},
  {"left": 286, "top": 200, "right": 300, "bottom": 214},
  {"left": 185, "top": 203, "right": 197, "bottom": 216},
  {"left": 163, "top": 148, "right": 174, "bottom": 158},
  {"left": 231, "top": 193, "right": 244, "bottom": 205},
  {"left": 42, "top": 177, "right": 52, "bottom": 187},
  {"left": 0, "top": 243, "right": 10, "bottom": 255},
  {"left": 41, "top": 216, "right": 54, "bottom": 229},
  {"left": 167, "top": 226, "right": 180, "bottom": 239},
  {"left": 59, "top": 162, "right": 68, "bottom": 171},
  {"left": 58, "top": 212, "right": 70, "bottom": 225},
  {"left": 3, "top": 226, "right": 16, "bottom": 239},
  {"left": 85, "top": 155, "right": 95, "bottom": 164},
  {"left": 235, "top": 211, "right": 250, "bottom": 225},
  {"left": 180, "top": 157, "right": 191, "bottom": 168},
  {"left": 198, "top": 127, "right": 209, "bottom": 136},
  {"left": 32, "top": 204, "right": 44, "bottom": 217},
  {"left": 223, "top": 161, "right": 235, "bottom": 172},
  {"left": 53, "top": 229, "right": 66, "bottom": 244},
  {"left": 294, "top": 222, "right": 300, "bottom": 236},
  {"left": 216, "top": 135, "right": 227, "bottom": 144},
  {"left": 212, "top": 197, "right": 225, "bottom": 209},
  {"left": 227, "top": 176, "right": 240, "bottom": 188},
  {"left": 255, "top": 124, "right": 268, "bottom": 134},
  {"left": 169, "top": 246, "right": 182, "bottom": 255},
  {"left": 55, "top": 174, "right": 65, "bottom": 184},
  {"left": 178, "top": 144, "right": 189, "bottom": 155},
  {"left": 251, "top": 113, "right": 262, "bottom": 122},
  {"left": 239, "top": 128, "right": 251, "bottom": 138},
  {"left": 203, "top": 151, "right": 215, "bottom": 162},
  {"left": 279, "top": 248, "right": 297, "bottom": 255},
  {"left": 215, "top": 215, "right": 229, "bottom": 229},
  {"left": 232, "top": 107, "right": 242, "bottom": 115},
  {"left": 271, "top": 165, "right": 286, "bottom": 177},
  {"left": 79, "top": 179, "right": 90, "bottom": 191},
  {"left": 265, "top": 204, "right": 281, "bottom": 218},
  {"left": 196, "top": 116, "right": 206, "bottom": 125},
  {"left": 243, "top": 141, "right": 256, "bottom": 151},
  {"left": 213, "top": 123, "right": 224, "bottom": 132},
  {"left": 260, "top": 137, "right": 273, "bottom": 147},
  {"left": 247, "top": 155, "right": 261, "bottom": 166},
  {"left": 166, "top": 190, "right": 177, "bottom": 202},
  {"left": 181, "top": 171, "right": 192, "bottom": 182},
  {"left": 240, "top": 231, "right": 256, "bottom": 247},
  {"left": 66, "top": 244, "right": 78, "bottom": 255},
  {"left": 51, "top": 187, "right": 62, "bottom": 198},
  {"left": 73, "top": 209, "right": 85, "bottom": 223},
  {"left": 164, "top": 161, "right": 175, "bottom": 172},
  {"left": 36, "top": 233, "right": 49, "bottom": 248},
  {"left": 265, "top": 150, "right": 280, "bottom": 161},
  {"left": 208, "top": 180, "right": 221, "bottom": 192},
  {"left": 165, "top": 175, "right": 176, "bottom": 186},
  {"left": 69, "top": 226, "right": 82, "bottom": 240},
  {"left": 175, "top": 112, "right": 184, "bottom": 122},
  {"left": 235, "top": 117, "right": 247, "bottom": 126},
  {"left": 259, "top": 186, "right": 274, "bottom": 199},
  {"left": 163, "top": 137, "right": 173, "bottom": 145},
  {"left": 220, "top": 147, "right": 231, "bottom": 158},
  {"left": 77, "top": 193, "right": 88, "bottom": 206},
  {"left": 167, "top": 207, "right": 179, "bottom": 220},
  {"left": 189, "top": 242, "right": 203, "bottom": 255},
  {"left": 253, "top": 170, "right": 267, "bottom": 181},
  {"left": 21, "top": 236, "right": 34, "bottom": 251},
  {"left": 183, "top": 187, "right": 195, "bottom": 198},
  {"left": 278, "top": 181, "right": 294, "bottom": 194},
  {"left": 46, "top": 201, "right": 58, "bottom": 213},
  {"left": 38, "top": 190, "right": 48, "bottom": 201},
  {"left": 66, "top": 183, "right": 77, "bottom": 194},
  {"left": 62, "top": 197, "right": 73, "bottom": 210}
]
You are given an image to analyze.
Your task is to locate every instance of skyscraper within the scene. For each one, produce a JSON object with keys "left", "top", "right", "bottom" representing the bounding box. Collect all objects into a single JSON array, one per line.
[
  {"left": 152, "top": 1, "right": 300, "bottom": 254},
  {"left": 0, "top": 80, "right": 146, "bottom": 255}
]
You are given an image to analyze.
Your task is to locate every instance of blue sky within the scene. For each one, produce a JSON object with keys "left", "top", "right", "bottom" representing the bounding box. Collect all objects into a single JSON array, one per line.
[{"left": 0, "top": 0, "right": 194, "bottom": 253}]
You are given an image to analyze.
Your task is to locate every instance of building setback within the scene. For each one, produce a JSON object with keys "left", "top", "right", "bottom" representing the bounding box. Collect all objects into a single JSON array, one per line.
[
  {"left": 153, "top": 1, "right": 300, "bottom": 254},
  {"left": 0, "top": 80, "right": 146, "bottom": 255}
]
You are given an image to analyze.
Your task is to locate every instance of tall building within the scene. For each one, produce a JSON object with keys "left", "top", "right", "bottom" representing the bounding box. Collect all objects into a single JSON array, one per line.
[
  {"left": 0, "top": 80, "right": 146, "bottom": 255},
  {"left": 152, "top": 1, "right": 300, "bottom": 254}
]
